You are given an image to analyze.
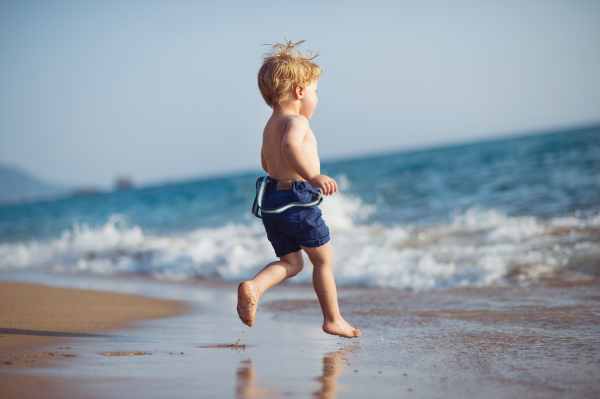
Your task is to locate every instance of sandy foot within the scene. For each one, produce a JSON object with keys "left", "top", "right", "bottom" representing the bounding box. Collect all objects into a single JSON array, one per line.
[
  {"left": 323, "top": 319, "right": 361, "bottom": 338},
  {"left": 237, "top": 281, "right": 258, "bottom": 327}
]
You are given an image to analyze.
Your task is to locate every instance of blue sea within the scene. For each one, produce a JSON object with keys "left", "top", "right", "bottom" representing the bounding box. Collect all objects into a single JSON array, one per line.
[{"left": 1, "top": 125, "right": 599, "bottom": 290}]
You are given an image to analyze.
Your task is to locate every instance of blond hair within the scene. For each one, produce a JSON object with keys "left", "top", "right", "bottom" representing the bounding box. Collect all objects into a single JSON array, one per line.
[{"left": 258, "top": 39, "right": 322, "bottom": 108}]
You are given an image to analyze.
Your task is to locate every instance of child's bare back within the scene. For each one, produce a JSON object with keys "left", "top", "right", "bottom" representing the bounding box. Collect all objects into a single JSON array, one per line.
[
  {"left": 237, "top": 40, "right": 360, "bottom": 339},
  {"left": 262, "top": 114, "right": 319, "bottom": 182}
]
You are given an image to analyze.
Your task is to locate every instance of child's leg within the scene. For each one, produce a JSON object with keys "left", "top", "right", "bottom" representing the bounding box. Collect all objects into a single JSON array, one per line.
[
  {"left": 301, "top": 242, "right": 361, "bottom": 338},
  {"left": 237, "top": 250, "right": 304, "bottom": 327}
]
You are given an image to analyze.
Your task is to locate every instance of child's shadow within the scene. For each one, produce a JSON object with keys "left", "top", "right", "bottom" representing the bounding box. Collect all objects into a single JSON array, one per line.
[{"left": 235, "top": 345, "right": 359, "bottom": 399}]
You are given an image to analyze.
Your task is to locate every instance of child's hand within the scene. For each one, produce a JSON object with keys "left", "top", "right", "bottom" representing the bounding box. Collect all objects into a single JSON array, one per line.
[{"left": 309, "top": 175, "right": 338, "bottom": 196}]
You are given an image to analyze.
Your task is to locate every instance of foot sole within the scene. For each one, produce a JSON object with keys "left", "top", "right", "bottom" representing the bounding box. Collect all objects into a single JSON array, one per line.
[{"left": 237, "top": 282, "right": 258, "bottom": 327}]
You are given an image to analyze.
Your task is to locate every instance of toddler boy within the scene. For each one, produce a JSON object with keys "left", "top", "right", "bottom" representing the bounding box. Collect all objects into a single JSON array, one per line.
[{"left": 237, "top": 40, "right": 360, "bottom": 338}]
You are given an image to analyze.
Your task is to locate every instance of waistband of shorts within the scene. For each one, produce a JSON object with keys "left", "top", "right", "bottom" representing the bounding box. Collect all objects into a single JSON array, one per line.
[
  {"left": 265, "top": 176, "right": 316, "bottom": 192},
  {"left": 267, "top": 176, "right": 308, "bottom": 183}
]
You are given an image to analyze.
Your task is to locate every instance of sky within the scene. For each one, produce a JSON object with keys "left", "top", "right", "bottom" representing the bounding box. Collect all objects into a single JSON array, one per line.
[{"left": 1, "top": 0, "right": 599, "bottom": 188}]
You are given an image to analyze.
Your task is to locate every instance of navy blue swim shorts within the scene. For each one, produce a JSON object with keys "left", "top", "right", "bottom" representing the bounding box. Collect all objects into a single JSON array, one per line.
[{"left": 261, "top": 179, "right": 330, "bottom": 257}]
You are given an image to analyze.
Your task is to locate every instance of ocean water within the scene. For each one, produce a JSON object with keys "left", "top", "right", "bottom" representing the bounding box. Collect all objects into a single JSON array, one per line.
[{"left": 1, "top": 125, "right": 599, "bottom": 290}]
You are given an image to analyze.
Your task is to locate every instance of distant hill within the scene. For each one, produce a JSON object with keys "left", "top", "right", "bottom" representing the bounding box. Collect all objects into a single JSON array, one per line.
[{"left": 0, "top": 164, "right": 69, "bottom": 205}]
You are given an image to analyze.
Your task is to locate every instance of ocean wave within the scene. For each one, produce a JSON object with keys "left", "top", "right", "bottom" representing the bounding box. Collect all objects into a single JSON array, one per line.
[{"left": 1, "top": 192, "right": 599, "bottom": 290}]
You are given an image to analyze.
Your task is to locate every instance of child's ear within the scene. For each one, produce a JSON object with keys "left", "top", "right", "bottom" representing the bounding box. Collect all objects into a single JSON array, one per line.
[{"left": 294, "top": 85, "right": 304, "bottom": 100}]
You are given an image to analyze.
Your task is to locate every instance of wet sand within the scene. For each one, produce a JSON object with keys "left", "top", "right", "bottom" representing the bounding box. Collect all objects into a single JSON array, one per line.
[
  {"left": 265, "top": 275, "right": 600, "bottom": 398},
  {"left": 1, "top": 272, "right": 599, "bottom": 398},
  {"left": 0, "top": 280, "right": 187, "bottom": 398}
]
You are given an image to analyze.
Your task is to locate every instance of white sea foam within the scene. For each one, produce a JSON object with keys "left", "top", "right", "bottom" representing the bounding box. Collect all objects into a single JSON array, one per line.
[{"left": 1, "top": 193, "right": 599, "bottom": 290}]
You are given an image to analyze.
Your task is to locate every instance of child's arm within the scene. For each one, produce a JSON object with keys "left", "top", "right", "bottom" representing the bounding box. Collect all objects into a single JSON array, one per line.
[
  {"left": 261, "top": 149, "right": 268, "bottom": 173},
  {"left": 281, "top": 116, "right": 338, "bottom": 195}
]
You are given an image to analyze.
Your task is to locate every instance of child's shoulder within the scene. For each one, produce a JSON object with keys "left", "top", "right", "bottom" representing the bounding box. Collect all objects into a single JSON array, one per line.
[
  {"left": 282, "top": 114, "right": 309, "bottom": 132},
  {"left": 265, "top": 114, "right": 309, "bottom": 138}
]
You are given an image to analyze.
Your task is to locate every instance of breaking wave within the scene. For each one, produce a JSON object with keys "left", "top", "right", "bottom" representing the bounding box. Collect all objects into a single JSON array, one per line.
[{"left": 1, "top": 192, "right": 599, "bottom": 290}]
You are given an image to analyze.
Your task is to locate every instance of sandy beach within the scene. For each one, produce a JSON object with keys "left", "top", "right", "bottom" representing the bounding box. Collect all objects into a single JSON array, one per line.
[
  {"left": 1, "top": 272, "right": 599, "bottom": 399},
  {"left": 0, "top": 281, "right": 186, "bottom": 359},
  {"left": 0, "top": 279, "right": 187, "bottom": 398}
]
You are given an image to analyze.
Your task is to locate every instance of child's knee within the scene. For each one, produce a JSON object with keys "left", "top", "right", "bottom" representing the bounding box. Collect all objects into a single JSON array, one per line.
[
  {"left": 282, "top": 251, "right": 304, "bottom": 277},
  {"left": 311, "top": 259, "right": 333, "bottom": 269},
  {"left": 287, "top": 264, "right": 303, "bottom": 278},
  {"left": 307, "top": 251, "right": 333, "bottom": 269},
  {"left": 302, "top": 243, "right": 334, "bottom": 268},
  {"left": 290, "top": 258, "right": 304, "bottom": 276}
]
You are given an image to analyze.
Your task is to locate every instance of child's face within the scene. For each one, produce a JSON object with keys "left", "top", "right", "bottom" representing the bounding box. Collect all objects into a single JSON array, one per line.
[{"left": 299, "top": 80, "right": 318, "bottom": 120}]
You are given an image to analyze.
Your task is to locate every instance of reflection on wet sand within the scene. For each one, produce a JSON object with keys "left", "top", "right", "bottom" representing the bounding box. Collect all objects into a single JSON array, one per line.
[
  {"left": 313, "top": 346, "right": 358, "bottom": 399},
  {"left": 236, "top": 360, "right": 260, "bottom": 399},
  {"left": 236, "top": 346, "right": 359, "bottom": 399},
  {"left": 235, "top": 359, "right": 279, "bottom": 398}
]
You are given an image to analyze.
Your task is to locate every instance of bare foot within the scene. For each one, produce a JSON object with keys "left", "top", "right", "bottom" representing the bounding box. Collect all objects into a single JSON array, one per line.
[
  {"left": 237, "top": 281, "right": 259, "bottom": 327},
  {"left": 322, "top": 319, "right": 361, "bottom": 338}
]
